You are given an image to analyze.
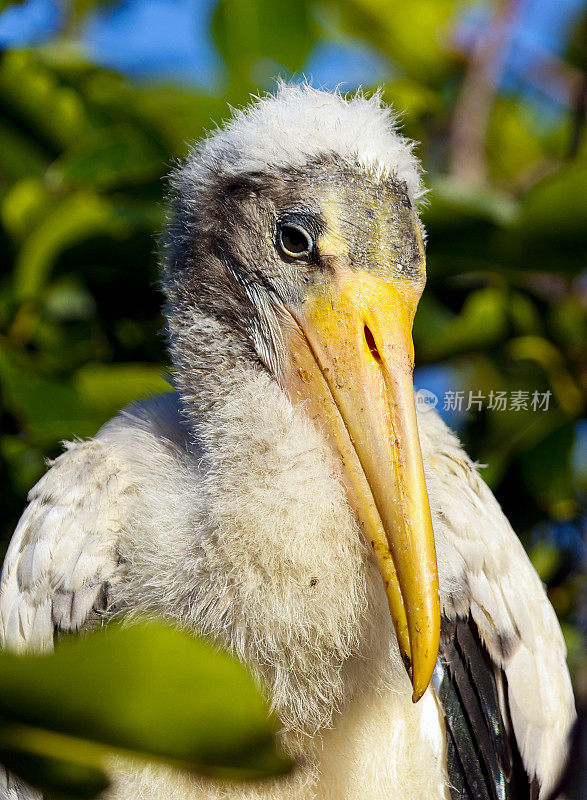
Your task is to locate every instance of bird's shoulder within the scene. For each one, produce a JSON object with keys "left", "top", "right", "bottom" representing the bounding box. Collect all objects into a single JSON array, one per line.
[
  {"left": 0, "top": 391, "right": 195, "bottom": 654},
  {"left": 418, "top": 409, "right": 575, "bottom": 798}
]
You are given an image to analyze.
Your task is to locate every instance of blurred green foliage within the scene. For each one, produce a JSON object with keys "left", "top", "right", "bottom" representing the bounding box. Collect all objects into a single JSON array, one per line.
[
  {"left": 0, "top": 0, "right": 584, "bottom": 677},
  {"left": 0, "top": 620, "right": 289, "bottom": 797}
]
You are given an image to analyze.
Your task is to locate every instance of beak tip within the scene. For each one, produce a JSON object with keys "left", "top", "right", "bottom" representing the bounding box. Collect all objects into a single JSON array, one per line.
[
  {"left": 410, "top": 671, "right": 432, "bottom": 703},
  {"left": 411, "top": 685, "right": 426, "bottom": 703},
  {"left": 409, "top": 625, "right": 440, "bottom": 703}
]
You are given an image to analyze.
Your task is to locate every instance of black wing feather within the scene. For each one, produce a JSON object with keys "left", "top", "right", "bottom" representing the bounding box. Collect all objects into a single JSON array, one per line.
[
  {"left": 434, "top": 615, "right": 538, "bottom": 800},
  {"left": 456, "top": 621, "right": 513, "bottom": 779}
]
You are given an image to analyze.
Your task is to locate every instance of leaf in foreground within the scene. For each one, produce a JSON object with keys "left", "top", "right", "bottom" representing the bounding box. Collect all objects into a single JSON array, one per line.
[{"left": 0, "top": 621, "right": 290, "bottom": 798}]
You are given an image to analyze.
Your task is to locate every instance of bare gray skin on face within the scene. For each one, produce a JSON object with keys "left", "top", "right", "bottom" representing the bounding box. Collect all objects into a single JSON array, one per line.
[
  {"left": 299, "top": 159, "right": 425, "bottom": 285},
  {"left": 162, "top": 154, "right": 425, "bottom": 379}
]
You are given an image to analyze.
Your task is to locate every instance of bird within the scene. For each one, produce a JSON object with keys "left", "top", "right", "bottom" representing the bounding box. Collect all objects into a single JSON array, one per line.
[{"left": 0, "top": 83, "right": 575, "bottom": 800}]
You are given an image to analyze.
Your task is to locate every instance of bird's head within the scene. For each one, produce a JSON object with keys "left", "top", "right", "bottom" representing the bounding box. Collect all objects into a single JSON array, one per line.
[{"left": 162, "top": 84, "right": 439, "bottom": 702}]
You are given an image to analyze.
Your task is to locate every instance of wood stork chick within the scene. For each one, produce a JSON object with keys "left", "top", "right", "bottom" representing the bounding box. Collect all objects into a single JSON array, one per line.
[{"left": 0, "top": 84, "right": 575, "bottom": 800}]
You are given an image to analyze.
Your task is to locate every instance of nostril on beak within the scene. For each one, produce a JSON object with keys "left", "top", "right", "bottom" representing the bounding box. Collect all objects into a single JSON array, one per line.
[{"left": 364, "top": 324, "right": 381, "bottom": 362}]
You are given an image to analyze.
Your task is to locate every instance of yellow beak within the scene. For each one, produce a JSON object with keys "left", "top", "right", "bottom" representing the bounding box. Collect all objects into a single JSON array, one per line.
[{"left": 282, "top": 269, "right": 440, "bottom": 701}]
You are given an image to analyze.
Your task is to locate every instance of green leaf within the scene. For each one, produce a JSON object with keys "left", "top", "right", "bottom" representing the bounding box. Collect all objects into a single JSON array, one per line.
[
  {"left": 509, "top": 291, "right": 542, "bottom": 336},
  {"left": 51, "top": 125, "right": 162, "bottom": 191},
  {"left": 426, "top": 177, "right": 518, "bottom": 228},
  {"left": 560, "top": 622, "right": 584, "bottom": 685},
  {"left": 0, "top": 621, "right": 290, "bottom": 798},
  {"left": 418, "top": 287, "right": 508, "bottom": 362},
  {"left": 548, "top": 296, "right": 587, "bottom": 353},
  {"left": 486, "top": 99, "right": 546, "bottom": 186},
  {"left": 413, "top": 293, "right": 453, "bottom": 350},
  {"left": 1, "top": 176, "right": 53, "bottom": 241},
  {"left": 212, "top": 0, "right": 316, "bottom": 85},
  {"left": 507, "top": 335, "right": 583, "bottom": 416},
  {"left": 515, "top": 162, "right": 587, "bottom": 241},
  {"left": 13, "top": 192, "right": 129, "bottom": 300},
  {"left": 79, "top": 72, "right": 222, "bottom": 156},
  {"left": 529, "top": 539, "right": 561, "bottom": 583},
  {"left": 0, "top": 348, "right": 93, "bottom": 443},
  {"left": 0, "top": 352, "right": 171, "bottom": 443},
  {"left": 423, "top": 179, "right": 519, "bottom": 276},
  {"left": 382, "top": 79, "right": 441, "bottom": 120},
  {"left": 0, "top": 118, "right": 47, "bottom": 180},
  {"left": 520, "top": 421, "right": 578, "bottom": 518},
  {"left": 0, "top": 1, "right": 26, "bottom": 13},
  {"left": 0, "top": 435, "right": 46, "bottom": 495},
  {"left": 0, "top": 50, "right": 87, "bottom": 150},
  {"left": 493, "top": 163, "right": 587, "bottom": 275},
  {"left": 0, "top": 734, "right": 109, "bottom": 800},
  {"left": 327, "top": 0, "right": 460, "bottom": 84},
  {"left": 74, "top": 363, "right": 170, "bottom": 421}
]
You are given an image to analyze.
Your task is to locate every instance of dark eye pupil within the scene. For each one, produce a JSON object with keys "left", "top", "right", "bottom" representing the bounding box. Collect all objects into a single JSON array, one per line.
[{"left": 280, "top": 225, "right": 310, "bottom": 256}]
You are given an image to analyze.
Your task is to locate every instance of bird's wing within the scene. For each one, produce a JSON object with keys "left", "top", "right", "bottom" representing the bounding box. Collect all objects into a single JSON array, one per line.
[
  {"left": 0, "top": 774, "right": 41, "bottom": 800},
  {"left": 434, "top": 614, "right": 538, "bottom": 800},
  {"left": 0, "top": 435, "right": 128, "bottom": 654},
  {"left": 418, "top": 410, "right": 575, "bottom": 800},
  {"left": 0, "top": 392, "right": 189, "bottom": 799},
  {"left": 0, "top": 392, "right": 187, "bottom": 654}
]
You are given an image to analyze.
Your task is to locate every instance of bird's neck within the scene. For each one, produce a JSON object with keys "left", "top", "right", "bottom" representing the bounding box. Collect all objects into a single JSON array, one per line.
[{"left": 166, "top": 311, "right": 404, "bottom": 735}]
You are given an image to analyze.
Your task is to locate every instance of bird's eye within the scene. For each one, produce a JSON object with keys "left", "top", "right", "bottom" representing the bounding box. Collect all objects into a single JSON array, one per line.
[{"left": 277, "top": 223, "right": 313, "bottom": 260}]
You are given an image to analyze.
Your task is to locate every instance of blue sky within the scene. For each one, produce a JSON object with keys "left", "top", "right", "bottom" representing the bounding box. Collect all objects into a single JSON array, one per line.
[{"left": 0, "top": 0, "right": 584, "bottom": 101}]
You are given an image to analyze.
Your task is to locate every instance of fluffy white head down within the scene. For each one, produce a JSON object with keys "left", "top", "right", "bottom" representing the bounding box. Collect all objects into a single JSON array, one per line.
[{"left": 183, "top": 82, "right": 425, "bottom": 203}]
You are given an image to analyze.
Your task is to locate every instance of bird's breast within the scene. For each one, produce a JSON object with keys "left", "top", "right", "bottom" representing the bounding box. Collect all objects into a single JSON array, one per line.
[{"left": 315, "top": 675, "right": 450, "bottom": 800}]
